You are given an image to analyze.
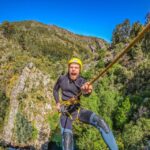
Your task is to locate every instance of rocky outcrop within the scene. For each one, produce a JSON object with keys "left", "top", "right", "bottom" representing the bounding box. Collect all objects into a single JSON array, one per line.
[{"left": 2, "top": 62, "right": 54, "bottom": 149}]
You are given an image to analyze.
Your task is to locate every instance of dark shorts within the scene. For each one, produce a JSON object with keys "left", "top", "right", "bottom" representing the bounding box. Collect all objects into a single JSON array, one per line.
[{"left": 60, "top": 107, "right": 93, "bottom": 133}]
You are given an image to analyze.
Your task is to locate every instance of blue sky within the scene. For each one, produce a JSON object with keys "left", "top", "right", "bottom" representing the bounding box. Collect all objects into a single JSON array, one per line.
[{"left": 0, "top": 0, "right": 150, "bottom": 42}]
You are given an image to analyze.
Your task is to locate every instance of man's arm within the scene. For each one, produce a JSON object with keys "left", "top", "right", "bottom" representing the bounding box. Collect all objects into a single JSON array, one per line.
[
  {"left": 53, "top": 79, "right": 60, "bottom": 103},
  {"left": 53, "top": 76, "right": 62, "bottom": 111}
]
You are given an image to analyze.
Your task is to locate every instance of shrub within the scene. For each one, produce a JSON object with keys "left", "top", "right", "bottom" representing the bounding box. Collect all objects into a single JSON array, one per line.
[
  {"left": 15, "top": 112, "right": 35, "bottom": 143},
  {"left": 0, "top": 90, "right": 10, "bottom": 131}
]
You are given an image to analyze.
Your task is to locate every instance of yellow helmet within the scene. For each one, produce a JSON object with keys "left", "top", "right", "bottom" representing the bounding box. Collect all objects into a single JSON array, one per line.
[{"left": 68, "top": 58, "right": 83, "bottom": 70}]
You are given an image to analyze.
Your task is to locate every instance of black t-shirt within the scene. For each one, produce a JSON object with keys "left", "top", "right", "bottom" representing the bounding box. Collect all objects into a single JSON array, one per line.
[{"left": 53, "top": 74, "right": 86, "bottom": 103}]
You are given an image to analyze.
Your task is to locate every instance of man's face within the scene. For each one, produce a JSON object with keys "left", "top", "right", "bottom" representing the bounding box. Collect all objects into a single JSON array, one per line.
[{"left": 68, "top": 63, "right": 80, "bottom": 80}]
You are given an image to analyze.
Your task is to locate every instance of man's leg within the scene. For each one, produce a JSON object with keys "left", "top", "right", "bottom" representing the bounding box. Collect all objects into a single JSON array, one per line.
[
  {"left": 62, "top": 129, "right": 73, "bottom": 150},
  {"left": 60, "top": 114, "right": 74, "bottom": 150},
  {"left": 78, "top": 109, "right": 118, "bottom": 150},
  {"left": 100, "top": 128, "right": 118, "bottom": 150}
]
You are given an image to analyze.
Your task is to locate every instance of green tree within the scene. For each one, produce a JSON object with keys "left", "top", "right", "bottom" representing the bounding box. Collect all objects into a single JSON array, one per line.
[
  {"left": 112, "top": 19, "right": 130, "bottom": 45},
  {"left": 75, "top": 127, "right": 107, "bottom": 150},
  {"left": 15, "top": 113, "right": 36, "bottom": 143},
  {"left": 95, "top": 49, "right": 106, "bottom": 69},
  {"left": 114, "top": 97, "right": 131, "bottom": 129},
  {"left": 95, "top": 76, "right": 121, "bottom": 126},
  {"left": 122, "top": 118, "right": 150, "bottom": 150},
  {"left": 145, "top": 12, "right": 150, "bottom": 24},
  {"left": 130, "top": 21, "right": 142, "bottom": 39},
  {"left": 18, "top": 33, "right": 26, "bottom": 50},
  {"left": 142, "top": 12, "right": 150, "bottom": 55},
  {"left": 123, "top": 123, "right": 144, "bottom": 150},
  {"left": 74, "top": 92, "right": 107, "bottom": 149},
  {"left": 0, "top": 90, "right": 10, "bottom": 132}
]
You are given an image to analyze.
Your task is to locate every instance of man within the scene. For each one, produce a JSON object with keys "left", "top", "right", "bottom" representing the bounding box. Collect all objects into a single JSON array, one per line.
[{"left": 53, "top": 58, "right": 118, "bottom": 150}]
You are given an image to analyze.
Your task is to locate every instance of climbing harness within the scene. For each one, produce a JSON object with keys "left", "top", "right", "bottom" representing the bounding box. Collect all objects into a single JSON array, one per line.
[{"left": 59, "top": 100, "right": 81, "bottom": 120}]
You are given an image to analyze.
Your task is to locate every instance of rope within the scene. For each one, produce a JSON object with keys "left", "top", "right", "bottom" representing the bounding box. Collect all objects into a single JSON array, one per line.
[
  {"left": 90, "top": 22, "right": 150, "bottom": 85},
  {"left": 66, "top": 22, "right": 150, "bottom": 105}
]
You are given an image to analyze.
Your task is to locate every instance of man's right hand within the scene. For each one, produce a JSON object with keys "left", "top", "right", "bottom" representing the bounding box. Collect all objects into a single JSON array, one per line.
[
  {"left": 56, "top": 102, "right": 61, "bottom": 112},
  {"left": 81, "top": 82, "right": 93, "bottom": 94}
]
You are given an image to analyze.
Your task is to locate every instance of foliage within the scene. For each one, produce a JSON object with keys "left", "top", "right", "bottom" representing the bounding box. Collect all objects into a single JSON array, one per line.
[
  {"left": 142, "top": 31, "right": 150, "bottom": 55},
  {"left": 0, "top": 21, "right": 15, "bottom": 38},
  {"left": 122, "top": 118, "right": 150, "bottom": 149},
  {"left": 114, "top": 97, "right": 131, "bottom": 129},
  {"left": 112, "top": 19, "right": 130, "bottom": 44},
  {"left": 75, "top": 127, "right": 107, "bottom": 150},
  {"left": 0, "top": 90, "right": 10, "bottom": 132},
  {"left": 95, "top": 49, "right": 106, "bottom": 69},
  {"left": 80, "top": 91, "right": 99, "bottom": 114},
  {"left": 130, "top": 21, "right": 142, "bottom": 39},
  {"left": 15, "top": 112, "right": 37, "bottom": 143},
  {"left": 81, "top": 69, "right": 93, "bottom": 80},
  {"left": 142, "top": 12, "right": 150, "bottom": 56},
  {"left": 48, "top": 112, "right": 61, "bottom": 146},
  {"left": 95, "top": 76, "right": 121, "bottom": 124},
  {"left": 122, "top": 122, "right": 144, "bottom": 149}
]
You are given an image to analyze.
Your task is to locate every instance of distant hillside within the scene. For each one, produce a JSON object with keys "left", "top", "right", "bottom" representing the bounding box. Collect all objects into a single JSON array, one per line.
[{"left": 7, "top": 20, "right": 107, "bottom": 59}]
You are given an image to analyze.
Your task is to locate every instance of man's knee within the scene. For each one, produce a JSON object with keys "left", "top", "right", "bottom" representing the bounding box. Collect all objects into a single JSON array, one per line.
[{"left": 90, "top": 113, "right": 110, "bottom": 133}]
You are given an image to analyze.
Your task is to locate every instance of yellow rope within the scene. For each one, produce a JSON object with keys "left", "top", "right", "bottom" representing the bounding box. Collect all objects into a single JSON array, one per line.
[
  {"left": 60, "top": 99, "right": 80, "bottom": 105},
  {"left": 66, "top": 22, "right": 150, "bottom": 105},
  {"left": 89, "top": 22, "right": 150, "bottom": 85}
]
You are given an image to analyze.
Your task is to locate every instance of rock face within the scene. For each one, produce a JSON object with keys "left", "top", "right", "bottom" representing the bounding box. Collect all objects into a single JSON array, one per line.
[{"left": 1, "top": 62, "right": 54, "bottom": 149}]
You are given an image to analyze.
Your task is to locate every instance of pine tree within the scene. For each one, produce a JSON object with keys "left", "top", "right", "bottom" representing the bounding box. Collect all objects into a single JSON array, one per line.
[
  {"left": 130, "top": 21, "right": 142, "bottom": 38},
  {"left": 112, "top": 19, "right": 130, "bottom": 45}
]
